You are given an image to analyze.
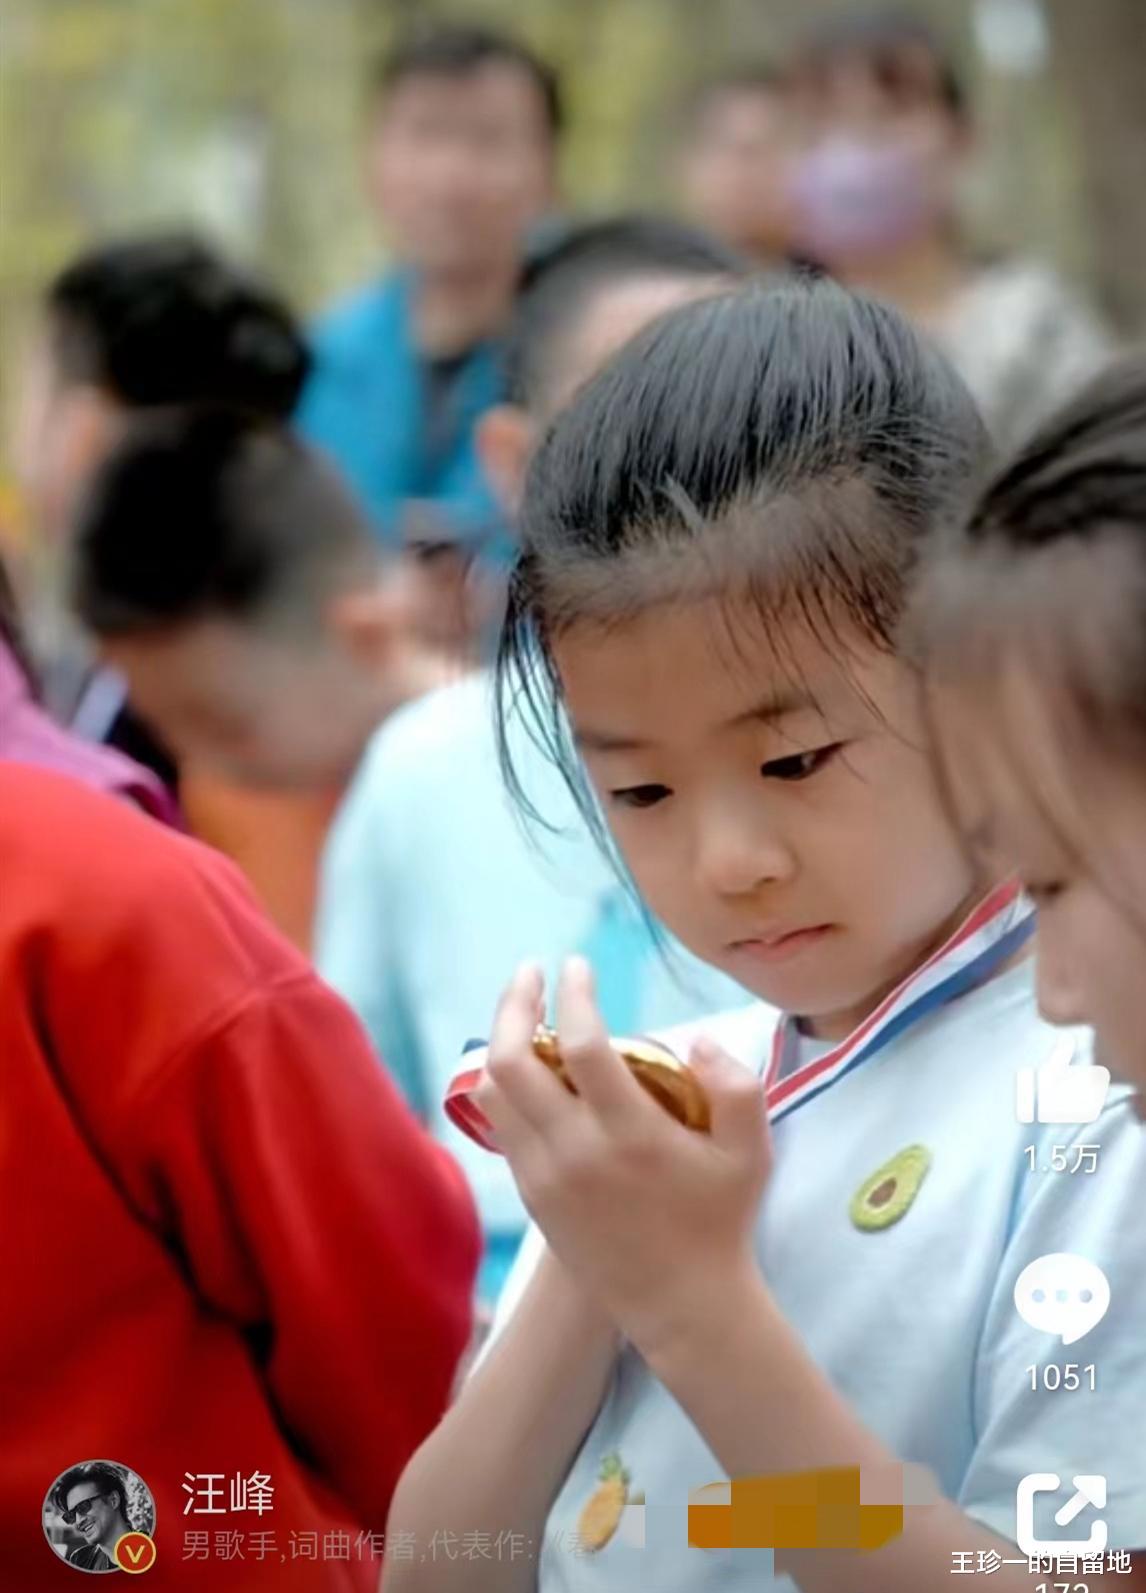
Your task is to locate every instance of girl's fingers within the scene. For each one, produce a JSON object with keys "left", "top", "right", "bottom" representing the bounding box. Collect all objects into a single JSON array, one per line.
[
  {"left": 475, "top": 1070, "right": 545, "bottom": 1163},
  {"left": 487, "top": 961, "right": 575, "bottom": 1135},
  {"left": 689, "top": 1037, "right": 771, "bottom": 1158},
  {"left": 556, "top": 956, "right": 649, "bottom": 1128},
  {"left": 488, "top": 960, "right": 544, "bottom": 1057}
]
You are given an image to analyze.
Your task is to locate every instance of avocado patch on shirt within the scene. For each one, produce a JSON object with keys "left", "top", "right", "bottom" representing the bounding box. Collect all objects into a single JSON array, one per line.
[{"left": 850, "top": 1144, "right": 932, "bottom": 1231}]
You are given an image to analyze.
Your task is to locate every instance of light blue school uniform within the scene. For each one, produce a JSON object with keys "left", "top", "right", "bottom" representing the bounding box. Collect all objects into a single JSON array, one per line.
[
  {"left": 490, "top": 965, "right": 1146, "bottom": 1586},
  {"left": 314, "top": 672, "right": 749, "bottom": 1303},
  {"left": 296, "top": 271, "right": 505, "bottom": 550}
]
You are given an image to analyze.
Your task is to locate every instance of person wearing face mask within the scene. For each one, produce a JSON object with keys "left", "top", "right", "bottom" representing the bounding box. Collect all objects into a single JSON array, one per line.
[{"left": 785, "top": 10, "right": 1113, "bottom": 452}]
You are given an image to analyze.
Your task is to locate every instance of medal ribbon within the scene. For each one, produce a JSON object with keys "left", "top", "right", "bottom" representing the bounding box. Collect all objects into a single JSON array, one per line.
[
  {"left": 764, "top": 877, "right": 1034, "bottom": 1119},
  {"left": 444, "top": 879, "right": 1035, "bottom": 1154}
]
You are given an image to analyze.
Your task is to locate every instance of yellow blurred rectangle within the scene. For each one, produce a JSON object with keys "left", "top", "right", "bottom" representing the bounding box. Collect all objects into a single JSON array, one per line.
[{"left": 688, "top": 1468, "right": 905, "bottom": 1550}]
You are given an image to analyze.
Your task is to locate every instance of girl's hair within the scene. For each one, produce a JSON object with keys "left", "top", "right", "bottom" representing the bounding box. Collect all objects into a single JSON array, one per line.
[
  {"left": 915, "top": 353, "right": 1146, "bottom": 767},
  {"left": 495, "top": 277, "right": 989, "bottom": 840}
]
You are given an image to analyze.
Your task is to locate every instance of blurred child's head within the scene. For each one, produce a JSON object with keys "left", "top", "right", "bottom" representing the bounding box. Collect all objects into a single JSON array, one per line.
[
  {"left": 678, "top": 70, "right": 799, "bottom": 264},
  {"left": 366, "top": 25, "right": 560, "bottom": 280},
  {"left": 72, "top": 407, "right": 422, "bottom": 789},
  {"left": 15, "top": 233, "right": 307, "bottom": 542},
  {"left": 478, "top": 216, "right": 750, "bottom": 516},
  {"left": 786, "top": 10, "right": 972, "bottom": 273},
  {"left": 498, "top": 280, "right": 990, "bottom": 1037},
  {"left": 915, "top": 356, "right": 1146, "bottom": 1097}
]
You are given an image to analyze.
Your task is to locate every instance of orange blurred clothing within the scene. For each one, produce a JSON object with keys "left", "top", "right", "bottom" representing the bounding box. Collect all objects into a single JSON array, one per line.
[{"left": 181, "top": 771, "right": 341, "bottom": 953}]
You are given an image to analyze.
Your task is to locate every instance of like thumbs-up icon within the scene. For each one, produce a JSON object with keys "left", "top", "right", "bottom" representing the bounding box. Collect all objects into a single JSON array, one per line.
[{"left": 1016, "top": 1037, "right": 1111, "bottom": 1125}]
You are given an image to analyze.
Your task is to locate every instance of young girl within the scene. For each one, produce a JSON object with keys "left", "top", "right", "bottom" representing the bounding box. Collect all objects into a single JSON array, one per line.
[
  {"left": 386, "top": 281, "right": 1146, "bottom": 1590},
  {"left": 914, "top": 353, "right": 1146, "bottom": 1110}
]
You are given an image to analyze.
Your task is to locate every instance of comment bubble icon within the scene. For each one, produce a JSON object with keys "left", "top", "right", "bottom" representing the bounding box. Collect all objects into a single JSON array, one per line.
[{"left": 1013, "top": 1254, "right": 1111, "bottom": 1345}]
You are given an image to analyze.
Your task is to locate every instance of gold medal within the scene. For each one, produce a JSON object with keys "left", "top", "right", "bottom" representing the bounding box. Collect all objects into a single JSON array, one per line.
[
  {"left": 577, "top": 1453, "right": 630, "bottom": 1553},
  {"left": 531, "top": 1026, "right": 711, "bottom": 1132}
]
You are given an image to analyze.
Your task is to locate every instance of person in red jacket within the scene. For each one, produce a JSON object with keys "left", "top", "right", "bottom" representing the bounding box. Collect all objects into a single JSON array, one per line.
[{"left": 0, "top": 760, "right": 479, "bottom": 1589}]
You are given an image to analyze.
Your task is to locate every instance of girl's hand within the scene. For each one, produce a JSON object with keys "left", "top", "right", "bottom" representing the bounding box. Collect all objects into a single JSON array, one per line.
[{"left": 474, "top": 956, "right": 772, "bottom": 1357}]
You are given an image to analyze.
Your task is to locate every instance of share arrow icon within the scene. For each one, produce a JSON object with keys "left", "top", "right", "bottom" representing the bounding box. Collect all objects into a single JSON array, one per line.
[
  {"left": 1017, "top": 1473, "right": 1109, "bottom": 1557},
  {"left": 1055, "top": 1476, "right": 1108, "bottom": 1527}
]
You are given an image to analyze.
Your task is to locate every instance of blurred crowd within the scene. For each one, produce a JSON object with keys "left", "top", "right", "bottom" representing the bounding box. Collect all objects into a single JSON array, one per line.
[
  {"left": 0, "top": 9, "right": 1134, "bottom": 1588},
  {"left": 3, "top": 10, "right": 1113, "bottom": 990}
]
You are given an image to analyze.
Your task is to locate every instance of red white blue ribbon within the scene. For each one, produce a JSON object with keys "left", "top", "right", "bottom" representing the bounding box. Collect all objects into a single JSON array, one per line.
[
  {"left": 445, "top": 1050, "right": 503, "bottom": 1154},
  {"left": 763, "top": 877, "right": 1035, "bottom": 1120},
  {"left": 444, "top": 879, "right": 1035, "bottom": 1154}
]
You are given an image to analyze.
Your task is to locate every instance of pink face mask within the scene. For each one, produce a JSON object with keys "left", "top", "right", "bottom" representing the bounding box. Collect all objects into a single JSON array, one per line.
[{"left": 788, "top": 134, "right": 947, "bottom": 263}]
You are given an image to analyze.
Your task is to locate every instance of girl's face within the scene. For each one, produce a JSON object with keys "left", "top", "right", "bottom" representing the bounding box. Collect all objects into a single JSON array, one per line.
[
  {"left": 553, "top": 592, "right": 978, "bottom": 1039},
  {"left": 933, "top": 665, "right": 1146, "bottom": 1103}
]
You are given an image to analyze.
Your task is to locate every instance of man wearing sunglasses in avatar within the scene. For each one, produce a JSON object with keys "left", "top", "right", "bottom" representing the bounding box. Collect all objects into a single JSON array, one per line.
[{"left": 51, "top": 1463, "right": 134, "bottom": 1572}]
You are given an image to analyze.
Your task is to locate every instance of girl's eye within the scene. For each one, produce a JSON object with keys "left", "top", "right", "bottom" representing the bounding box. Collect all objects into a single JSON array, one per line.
[
  {"left": 610, "top": 783, "right": 671, "bottom": 810},
  {"left": 760, "top": 743, "right": 843, "bottom": 783}
]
